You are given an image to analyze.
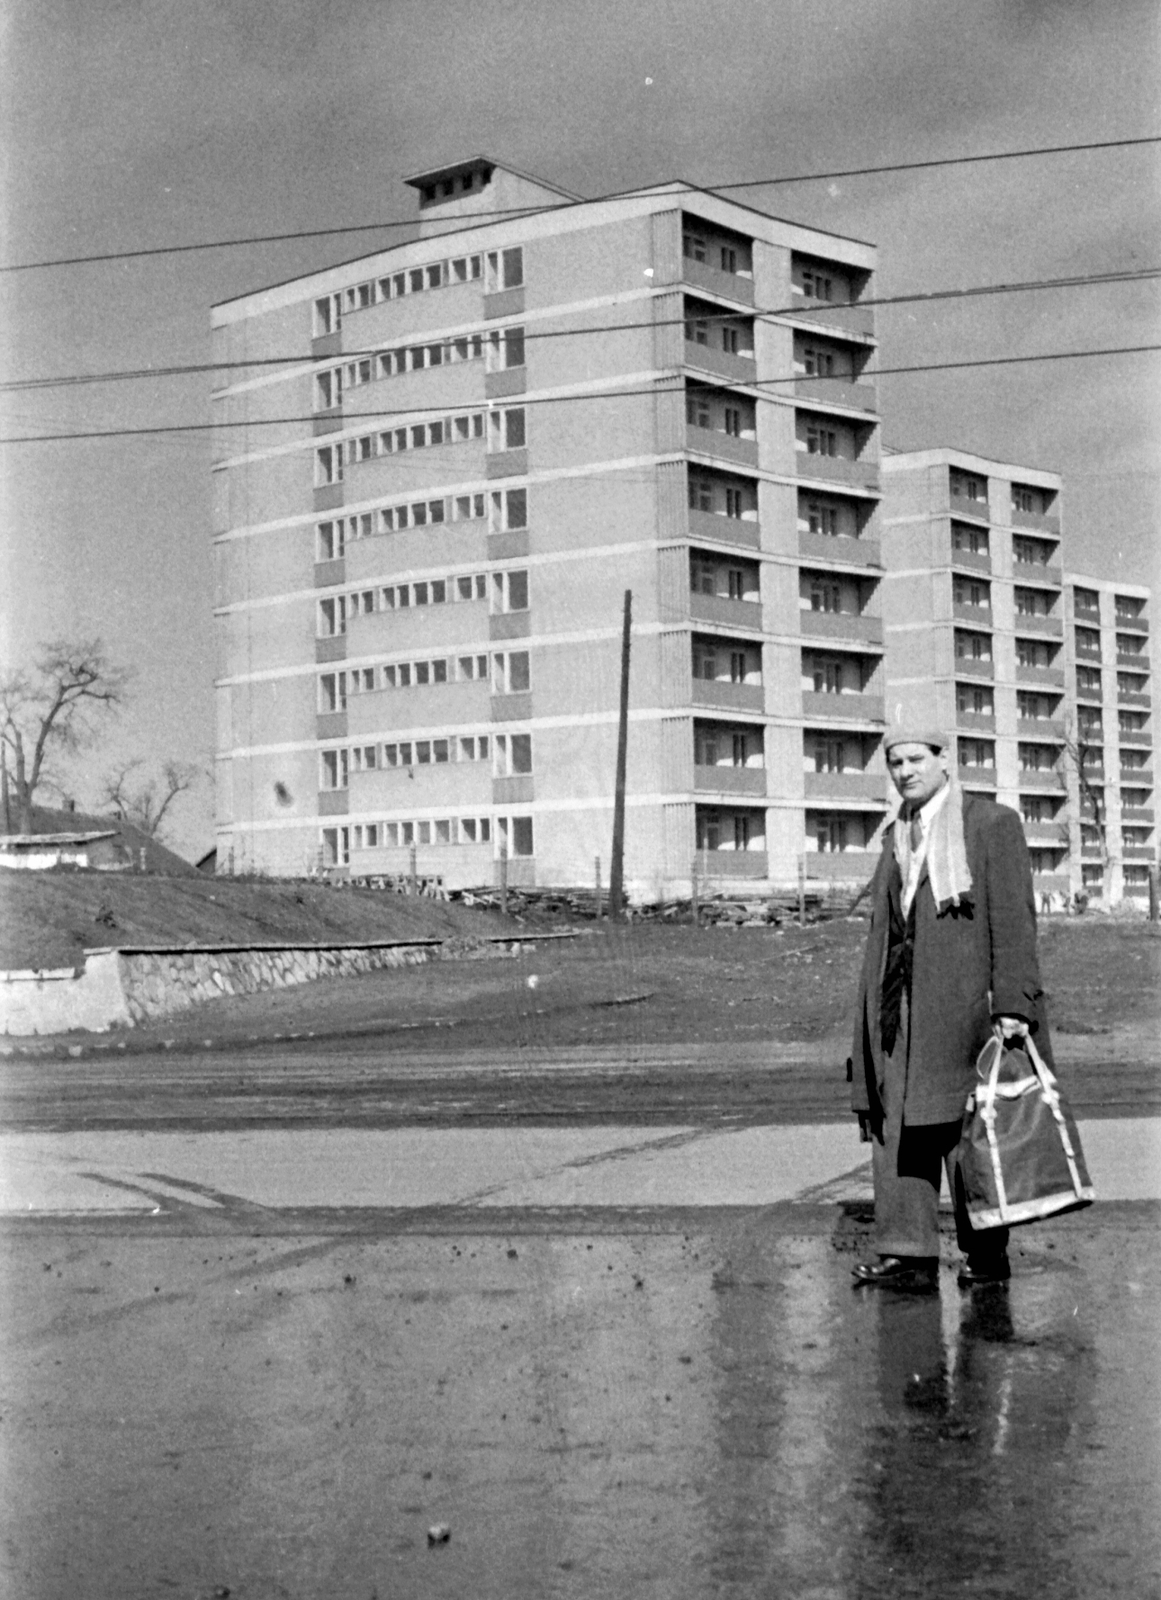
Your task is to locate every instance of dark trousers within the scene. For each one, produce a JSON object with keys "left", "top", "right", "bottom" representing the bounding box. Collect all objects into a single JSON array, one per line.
[{"left": 873, "top": 1007, "right": 1009, "bottom": 1263}]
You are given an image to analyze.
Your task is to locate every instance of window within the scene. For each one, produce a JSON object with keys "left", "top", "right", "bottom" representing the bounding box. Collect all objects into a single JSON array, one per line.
[
  {"left": 1116, "top": 633, "right": 1145, "bottom": 657},
  {"left": 1119, "top": 711, "right": 1149, "bottom": 734},
  {"left": 316, "top": 521, "right": 344, "bottom": 561},
  {"left": 689, "top": 473, "right": 714, "bottom": 512},
  {"left": 1018, "top": 744, "right": 1057, "bottom": 773},
  {"left": 727, "top": 567, "right": 746, "bottom": 601},
  {"left": 1121, "top": 749, "right": 1149, "bottom": 771},
  {"left": 807, "top": 501, "right": 839, "bottom": 537},
  {"left": 1015, "top": 588, "right": 1052, "bottom": 617},
  {"left": 489, "top": 408, "right": 526, "bottom": 451},
  {"left": 959, "top": 739, "right": 995, "bottom": 770},
  {"left": 315, "top": 445, "right": 343, "bottom": 486},
  {"left": 682, "top": 229, "right": 708, "bottom": 264},
  {"left": 816, "top": 817, "right": 849, "bottom": 852},
  {"left": 1077, "top": 709, "right": 1103, "bottom": 738},
  {"left": 318, "top": 672, "right": 347, "bottom": 713},
  {"left": 686, "top": 391, "right": 712, "bottom": 429},
  {"left": 806, "top": 422, "right": 838, "bottom": 457},
  {"left": 719, "top": 487, "right": 740, "bottom": 521},
  {"left": 1016, "top": 692, "right": 1053, "bottom": 721},
  {"left": 691, "top": 558, "right": 716, "bottom": 596},
  {"left": 802, "top": 345, "right": 835, "bottom": 377},
  {"left": 720, "top": 246, "right": 738, "bottom": 275},
  {"left": 1075, "top": 627, "right": 1101, "bottom": 658},
  {"left": 732, "top": 733, "right": 752, "bottom": 768},
  {"left": 1016, "top": 639, "right": 1052, "bottom": 668},
  {"left": 320, "top": 748, "right": 348, "bottom": 790},
  {"left": 952, "top": 523, "right": 988, "bottom": 556},
  {"left": 696, "top": 811, "right": 721, "bottom": 851},
  {"left": 490, "top": 488, "right": 528, "bottom": 531},
  {"left": 1078, "top": 667, "right": 1102, "bottom": 692},
  {"left": 693, "top": 642, "right": 717, "bottom": 680},
  {"left": 1020, "top": 796, "right": 1056, "bottom": 823},
  {"left": 955, "top": 631, "right": 992, "bottom": 662},
  {"left": 314, "top": 294, "right": 342, "bottom": 336},
  {"left": 810, "top": 578, "right": 842, "bottom": 613},
  {"left": 729, "top": 651, "right": 747, "bottom": 684},
  {"left": 950, "top": 470, "right": 986, "bottom": 503},
  {"left": 314, "top": 369, "right": 342, "bottom": 410},
  {"left": 1115, "top": 595, "right": 1145, "bottom": 623},
  {"left": 457, "top": 653, "right": 490, "bottom": 681},
  {"left": 812, "top": 660, "right": 844, "bottom": 694},
  {"left": 492, "top": 569, "right": 529, "bottom": 613},
  {"left": 722, "top": 326, "right": 739, "bottom": 355},
  {"left": 317, "top": 596, "right": 347, "bottom": 637},
  {"left": 320, "top": 826, "right": 350, "bottom": 868},
  {"left": 493, "top": 651, "right": 530, "bottom": 694},
  {"left": 486, "top": 247, "right": 524, "bottom": 291},
  {"left": 685, "top": 317, "right": 709, "bottom": 345},
  {"left": 488, "top": 326, "right": 526, "bottom": 370},
  {"left": 957, "top": 685, "right": 994, "bottom": 716},
  {"left": 1013, "top": 536, "right": 1052, "bottom": 566},
  {"left": 350, "top": 745, "right": 379, "bottom": 773},
  {"left": 1073, "top": 586, "right": 1099, "bottom": 613},
  {"left": 1012, "top": 485, "right": 1041, "bottom": 514},
  {"left": 511, "top": 817, "right": 534, "bottom": 857},
  {"left": 814, "top": 738, "right": 846, "bottom": 774},
  {"left": 494, "top": 733, "right": 533, "bottom": 776},
  {"left": 802, "top": 270, "right": 834, "bottom": 302},
  {"left": 953, "top": 578, "right": 990, "bottom": 609},
  {"left": 723, "top": 406, "right": 741, "bottom": 437}
]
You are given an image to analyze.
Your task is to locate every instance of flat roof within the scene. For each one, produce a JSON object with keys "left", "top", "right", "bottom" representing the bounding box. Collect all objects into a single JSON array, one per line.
[
  {"left": 880, "top": 446, "right": 1062, "bottom": 486},
  {"left": 403, "top": 154, "right": 580, "bottom": 202}
]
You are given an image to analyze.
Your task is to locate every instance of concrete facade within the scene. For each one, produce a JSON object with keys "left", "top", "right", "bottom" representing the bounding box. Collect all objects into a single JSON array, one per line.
[
  {"left": 213, "top": 159, "right": 886, "bottom": 897},
  {"left": 1064, "top": 571, "right": 1154, "bottom": 904}
]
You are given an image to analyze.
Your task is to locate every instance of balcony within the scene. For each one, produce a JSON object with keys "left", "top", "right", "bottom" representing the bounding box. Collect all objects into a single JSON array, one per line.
[
  {"left": 317, "top": 789, "right": 349, "bottom": 816},
  {"left": 801, "top": 690, "right": 885, "bottom": 722},
  {"left": 1114, "top": 611, "right": 1150, "bottom": 635},
  {"left": 1076, "top": 682, "right": 1102, "bottom": 704},
  {"left": 1013, "top": 561, "right": 1063, "bottom": 587},
  {"left": 483, "top": 286, "right": 526, "bottom": 320},
  {"left": 1117, "top": 650, "right": 1150, "bottom": 670},
  {"left": 796, "top": 451, "right": 879, "bottom": 492},
  {"left": 1121, "top": 805, "right": 1154, "bottom": 824},
  {"left": 312, "top": 331, "right": 341, "bottom": 360},
  {"left": 798, "top": 531, "right": 882, "bottom": 569},
  {"left": 1017, "top": 718, "right": 1065, "bottom": 740},
  {"left": 1118, "top": 687, "right": 1152, "bottom": 708},
  {"left": 493, "top": 775, "right": 534, "bottom": 805},
  {"left": 791, "top": 298, "right": 875, "bottom": 337},
  {"left": 314, "top": 483, "right": 344, "bottom": 514},
  {"left": 951, "top": 550, "right": 992, "bottom": 576},
  {"left": 957, "top": 712, "right": 996, "bottom": 733},
  {"left": 1120, "top": 767, "right": 1153, "bottom": 787},
  {"left": 793, "top": 376, "right": 878, "bottom": 413},
  {"left": 1017, "top": 769, "right": 1066, "bottom": 791},
  {"left": 692, "top": 679, "right": 764, "bottom": 714},
  {"left": 316, "top": 712, "right": 348, "bottom": 740},
  {"left": 1015, "top": 663, "right": 1065, "bottom": 689},
  {"left": 685, "top": 340, "right": 757, "bottom": 385},
  {"left": 484, "top": 367, "right": 527, "bottom": 400},
  {"left": 682, "top": 257, "right": 755, "bottom": 305},
  {"left": 314, "top": 558, "right": 346, "bottom": 588},
  {"left": 803, "top": 770, "right": 883, "bottom": 801},
  {"left": 490, "top": 612, "right": 532, "bottom": 642},
  {"left": 686, "top": 424, "right": 759, "bottom": 469},
  {"left": 1014, "top": 613, "right": 1063, "bottom": 638},
  {"left": 312, "top": 409, "right": 343, "bottom": 436},
  {"left": 1073, "top": 604, "right": 1101, "bottom": 624},
  {"left": 1119, "top": 727, "right": 1153, "bottom": 748},
  {"left": 1123, "top": 841, "right": 1156, "bottom": 860},
  {"left": 695, "top": 850, "right": 769, "bottom": 879},
  {"left": 1010, "top": 506, "right": 1061, "bottom": 536},
  {"left": 805, "top": 851, "right": 878, "bottom": 884},
  {"left": 799, "top": 610, "right": 884, "bottom": 646},
  {"left": 486, "top": 447, "right": 528, "bottom": 480},
  {"left": 953, "top": 602, "right": 993, "bottom": 626},
  {"left": 491, "top": 692, "right": 534, "bottom": 723},
  {"left": 694, "top": 766, "right": 767, "bottom": 797},
  {"left": 690, "top": 593, "right": 763, "bottom": 631},
  {"left": 949, "top": 492, "right": 990, "bottom": 523},
  {"left": 315, "top": 635, "right": 347, "bottom": 664},
  {"left": 959, "top": 767, "right": 997, "bottom": 788},
  {"left": 955, "top": 657, "right": 995, "bottom": 680},
  {"left": 1022, "top": 821, "right": 1066, "bottom": 847},
  {"left": 688, "top": 508, "right": 761, "bottom": 551}
]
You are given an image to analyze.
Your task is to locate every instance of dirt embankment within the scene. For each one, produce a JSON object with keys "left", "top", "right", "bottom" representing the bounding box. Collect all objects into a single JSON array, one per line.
[{"left": 0, "top": 873, "right": 512, "bottom": 971}]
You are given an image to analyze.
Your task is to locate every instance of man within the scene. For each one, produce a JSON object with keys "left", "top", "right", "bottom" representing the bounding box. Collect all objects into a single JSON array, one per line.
[{"left": 848, "top": 727, "right": 1054, "bottom": 1290}]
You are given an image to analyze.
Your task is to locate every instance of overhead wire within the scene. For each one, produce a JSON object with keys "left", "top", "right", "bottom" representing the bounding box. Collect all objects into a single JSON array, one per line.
[
  {"left": 1, "top": 134, "right": 1156, "bottom": 274},
  {"left": 2, "top": 265, "right": 1158, "bottom": 394},
  {"left": 2, "top": 342, "right": 1158, "bottom": 445}
]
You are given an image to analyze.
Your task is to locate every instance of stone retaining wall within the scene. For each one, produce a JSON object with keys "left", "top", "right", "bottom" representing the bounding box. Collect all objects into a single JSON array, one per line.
[{"left": 0, "top": 941, "right": 441, "bottom": 1036}]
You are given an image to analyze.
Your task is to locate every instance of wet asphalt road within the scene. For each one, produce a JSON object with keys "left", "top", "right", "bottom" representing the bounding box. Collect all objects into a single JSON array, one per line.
[{"left": 1, "top": 1041, "right": 1158, "bottom": 1600}]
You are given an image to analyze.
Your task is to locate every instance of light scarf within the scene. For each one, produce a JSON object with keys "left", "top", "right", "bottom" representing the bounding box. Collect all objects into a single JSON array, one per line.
[{"left": 887, "top": 777, "right": 973, "bottom": 914}]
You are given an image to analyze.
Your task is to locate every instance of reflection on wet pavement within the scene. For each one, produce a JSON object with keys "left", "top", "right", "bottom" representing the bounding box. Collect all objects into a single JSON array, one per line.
[{"left": 2, "top": 1204, "right": 1157, "bottom": 1599}]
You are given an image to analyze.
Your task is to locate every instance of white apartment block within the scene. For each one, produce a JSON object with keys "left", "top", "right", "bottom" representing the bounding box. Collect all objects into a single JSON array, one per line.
[{"left": 212, "top": 157, "right": 888, "bottom": 896}]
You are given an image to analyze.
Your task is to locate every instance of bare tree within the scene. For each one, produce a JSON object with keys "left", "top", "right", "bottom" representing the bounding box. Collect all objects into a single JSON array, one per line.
[
  {"left": 1057, "top": 712, "right": 1110, "bottom": 901},
  {"left": 0, "top": 639, "right": 130, "bottom": 834},
  {"left": 99, "top": 759, "right": 201, "bottom": 839}
]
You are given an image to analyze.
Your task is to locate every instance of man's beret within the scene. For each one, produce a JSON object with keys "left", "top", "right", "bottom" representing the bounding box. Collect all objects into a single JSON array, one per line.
[{"left": 883, "top": 726, "right": 950, "bottom": 753}]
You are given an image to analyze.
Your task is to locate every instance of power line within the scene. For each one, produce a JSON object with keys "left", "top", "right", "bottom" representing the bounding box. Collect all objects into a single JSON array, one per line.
[
  {"left": 2, "top": 134, "right": 1156, "bottom": 275},
  {"left": 3, "top": 265, "right": 1157, "bottom": 394},
  {"left": 2, "top": 342, "right": 1157, "bottom": 445}
]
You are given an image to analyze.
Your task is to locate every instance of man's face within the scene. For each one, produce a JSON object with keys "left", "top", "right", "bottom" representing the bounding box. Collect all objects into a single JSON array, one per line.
[{"left": 887, "top": 742, "right": 949, "bottom": 808}]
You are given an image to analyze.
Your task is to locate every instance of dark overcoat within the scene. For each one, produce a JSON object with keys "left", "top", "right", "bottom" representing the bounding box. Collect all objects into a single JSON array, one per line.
[{"left": 850, "top": 791, "right": 1054, "bottom": 1128}]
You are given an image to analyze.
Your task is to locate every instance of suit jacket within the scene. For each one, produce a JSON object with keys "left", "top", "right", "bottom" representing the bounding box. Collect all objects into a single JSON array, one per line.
[{"left": 850, "top": 791, "right": 1054, "bottom": 1127}]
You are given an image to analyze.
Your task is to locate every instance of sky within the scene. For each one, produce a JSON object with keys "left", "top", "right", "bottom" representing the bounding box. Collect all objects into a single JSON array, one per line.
[{"left": 1, "top": 0, "right": 1158, "bottom": 860}]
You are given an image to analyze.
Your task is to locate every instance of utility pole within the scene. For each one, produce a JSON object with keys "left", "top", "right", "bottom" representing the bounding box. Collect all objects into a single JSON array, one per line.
[{"left": 608, "top": 590, "right": 632, "bottom": 921}]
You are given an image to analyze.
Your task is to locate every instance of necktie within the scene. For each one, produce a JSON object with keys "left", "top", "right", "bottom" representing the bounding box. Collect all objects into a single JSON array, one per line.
[{"left": 909, "top": 811, "right": 923, "bottom": 853}]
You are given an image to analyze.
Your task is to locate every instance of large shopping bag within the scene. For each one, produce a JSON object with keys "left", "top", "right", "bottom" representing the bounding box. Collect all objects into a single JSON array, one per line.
[{"left": 958, "top": 1030, "right": 1094, "bottom": 1230}]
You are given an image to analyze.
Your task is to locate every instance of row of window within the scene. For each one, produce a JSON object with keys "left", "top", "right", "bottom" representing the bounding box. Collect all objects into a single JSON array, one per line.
[
  {"left": 314, "top": 248, "right": 524, "bottom": 334},
  {"left": 322, "top": 812, "right": 534, "bottom": 866},
  {"left": 952, "top": 580, "right": 1058, "bottom": 616},
  {"left": 950, "top": 472, "right": 1055, "bottom": 517},
  {"left": 955, "top": 632, "right": 1059, "bottom": 668},
  {"left": 314, "top": 407, "right": 527, "bottom": 484},
  {"left": 321, "top": 731, "right": 532, "bottom": 789},
  {"left": 1074, "top": 589, "right": 1148, "bottom": 624},
  {"left": 315, "top": 489, "right": 527, "bottom": 560},
  {"left": 314, "top": 328, "right": 527, "bottom": 410},
  {"left": 319, "top": 650, "right": 530, "bottom": 710},
  {"left": 1077, "top": 668, "right": 1151, "bottom": 695},
  {"left": 317, "top": 569, "right": 529, "bottom": 635}
]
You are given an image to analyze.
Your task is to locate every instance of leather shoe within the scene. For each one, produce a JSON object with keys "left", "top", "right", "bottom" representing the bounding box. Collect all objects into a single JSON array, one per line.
[
  {"left": 852, "top": 1255, "right": 938, "bottom": 1290},
  {"left": 957, "top": 1256, "right": 1010, "bottom": 1287}
]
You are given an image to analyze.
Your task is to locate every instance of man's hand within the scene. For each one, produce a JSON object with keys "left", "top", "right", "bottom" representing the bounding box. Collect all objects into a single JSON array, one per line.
[{"left": 994, "top": 1015, "right": 1029, "bottom": 1040}]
